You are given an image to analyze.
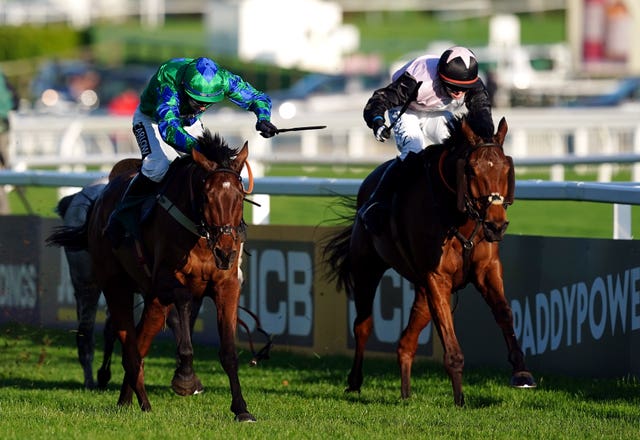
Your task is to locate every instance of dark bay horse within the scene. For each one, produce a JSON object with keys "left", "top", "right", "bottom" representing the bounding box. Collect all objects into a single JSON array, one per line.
[
  {"left": 55, "top": 181, "right": 204, "bottom": 391},
  {"left": 48, "top": 131, "right": 255, "bottom": 421},
  {"left": 323, "top": 116, "right": 536, "bottom": 406}
]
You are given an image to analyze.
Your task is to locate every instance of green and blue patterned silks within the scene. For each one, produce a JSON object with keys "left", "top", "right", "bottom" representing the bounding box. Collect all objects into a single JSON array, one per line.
[{"left": 139, "top": 57, "right": 272, "bottom": 153}]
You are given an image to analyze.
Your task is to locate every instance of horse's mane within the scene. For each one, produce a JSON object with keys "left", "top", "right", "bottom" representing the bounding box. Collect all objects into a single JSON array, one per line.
[
  {"left": 196, "top": 129, "right": 241, "bottom": 168},
  {"left": 442, "top": 117, "right": 468, "bottom": 151}
]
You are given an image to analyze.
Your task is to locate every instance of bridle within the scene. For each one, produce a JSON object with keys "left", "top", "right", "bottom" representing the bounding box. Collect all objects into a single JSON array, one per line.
[
  {"left": 438, "top": 142, "right": 513, "bottom": 222},
  {"left": 196, "top": 167, "right": 246, "bottom": 253},
  {"left": 157, "top": 165, "right": 247, "bottom": 256},
  {"left": 437, "top": 142, "right": 514, "bottom": 273}
]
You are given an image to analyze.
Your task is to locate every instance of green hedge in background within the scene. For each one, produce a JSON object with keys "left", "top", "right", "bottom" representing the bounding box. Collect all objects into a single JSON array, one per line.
[{"left": 0, "top": 24, "right": 85, "bottom": 60}]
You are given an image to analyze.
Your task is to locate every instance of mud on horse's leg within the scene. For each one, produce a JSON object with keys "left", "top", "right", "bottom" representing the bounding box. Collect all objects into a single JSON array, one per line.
[{"left": 396, "top": 286, "right": 432, "bottom": 399}]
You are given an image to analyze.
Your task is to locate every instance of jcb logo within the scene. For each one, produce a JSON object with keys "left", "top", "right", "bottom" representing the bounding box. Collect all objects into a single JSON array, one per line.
[
  {"left": 241, "top": 241, "right": 314, "bottom": 347},
  {"left": 348, "top": 269, "right": 432, "bottom": 354}
]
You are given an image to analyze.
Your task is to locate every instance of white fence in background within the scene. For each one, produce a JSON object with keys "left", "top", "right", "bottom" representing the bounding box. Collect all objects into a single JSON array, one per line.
[
  {"left": 0, "top": 169, "right": 638, "bottom": 240},
  {"left": 4, "top": 106, "right": 640, "bottom": 239},
  {"left": 8, "top": 107, "right": 640, "bottom": 181}
]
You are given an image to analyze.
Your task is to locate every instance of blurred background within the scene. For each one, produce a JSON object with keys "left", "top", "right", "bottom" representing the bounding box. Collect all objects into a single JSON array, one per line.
[
  {"left": 0, "top": 0, "right": 639, "bottom": 221},
  {"left": 0, "top": 0, "right": 637, "bottom": 115}
]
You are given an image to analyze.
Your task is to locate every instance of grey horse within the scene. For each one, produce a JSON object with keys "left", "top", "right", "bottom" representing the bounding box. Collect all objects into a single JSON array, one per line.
[{"left": 55, "top": 179, "right": 112, "bottom": 389}]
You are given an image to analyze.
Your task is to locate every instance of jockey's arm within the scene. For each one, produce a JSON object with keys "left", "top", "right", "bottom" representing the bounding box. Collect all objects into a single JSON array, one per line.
[
  {"left": 464, "top": 84, "right": 495, "bottom": 138},
  {"left": 363, "top": 72, "right": 419, "bottom": 129}
]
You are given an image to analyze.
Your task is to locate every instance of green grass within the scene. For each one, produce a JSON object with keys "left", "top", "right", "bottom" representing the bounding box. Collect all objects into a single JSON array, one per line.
[
  {"left": 1, "top": 323, "right": 639, "bottom": 439},
  {"left": 343, "top": 10, "right": 566, "bottom": 63},
  {"left": 88, "top": 11, "right": 566, "bottom": 68}
]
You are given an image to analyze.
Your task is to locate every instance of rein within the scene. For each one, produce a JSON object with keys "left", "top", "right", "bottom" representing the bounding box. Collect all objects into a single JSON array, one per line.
[
  {"left": 237, "top": 305, "right": 273, "bottom": 366},
  {"left": 436, "top": 142, "right": 504, "bottom": 281},
  {"left": 158, "top": 166, "right": 245, "bottom": 251}
]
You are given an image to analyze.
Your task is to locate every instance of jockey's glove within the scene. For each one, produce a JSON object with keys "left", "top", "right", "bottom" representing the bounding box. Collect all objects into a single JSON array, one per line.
[
  {"left": 256, "top": 120, "right": 278, "bottom": 138},
  {"left": 372, "top": 117, "right": 390, "bottom": 142}
]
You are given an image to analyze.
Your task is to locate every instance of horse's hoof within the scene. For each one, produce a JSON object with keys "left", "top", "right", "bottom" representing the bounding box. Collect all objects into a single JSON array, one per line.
[
  {"left": 193, "top": 377, "right": 204, "bottom": 395},
  {"left": 344, "top": 387, "right": 361, "bottom": 394},
  {"left": 171, "top": 373, "right": 202, "bottom": 396},
  {"left": 234, "top": 412, "right": 256, "bottom": 423},
  {"left": 510, "top": 371, "right": 537, "bottom": 388}
]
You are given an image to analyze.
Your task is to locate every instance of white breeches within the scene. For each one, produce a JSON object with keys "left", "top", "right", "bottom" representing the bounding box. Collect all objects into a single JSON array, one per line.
[
  {"left": 389, "top": 107, "right": 459, "bottom": 161},
  {"left": 132, "top": 107, "right": 205, "bottom": 182}
]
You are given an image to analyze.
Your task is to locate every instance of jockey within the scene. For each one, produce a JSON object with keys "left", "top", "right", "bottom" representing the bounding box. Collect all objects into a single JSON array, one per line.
[
  {"left": 359, "top": 46, "right": 495, "bottom": 234},
  {"left": 105, "top": 56, "right": 278, "bottom": 244}
]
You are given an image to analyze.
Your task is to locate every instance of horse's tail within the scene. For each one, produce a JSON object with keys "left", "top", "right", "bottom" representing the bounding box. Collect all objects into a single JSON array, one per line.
[
  {"left": 322, "top": 225, "right": 355, "bottom": 296},
  {"left": 46, "top": 224, "right": 89, "bottom": 252},
  {"left": 54, "top": 193, "right": 76, "bottom": 218},
  {"left": 321, "top": 196, "right": 357, "bottom": 297}
]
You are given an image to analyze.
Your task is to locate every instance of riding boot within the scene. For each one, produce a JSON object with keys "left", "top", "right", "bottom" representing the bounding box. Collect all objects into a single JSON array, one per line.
[
  {"left": 105, "top": 173, "right": 157, "bottom": 248},
  {"left": 358, "top": 157, "right": 403, "bottom": 235}
]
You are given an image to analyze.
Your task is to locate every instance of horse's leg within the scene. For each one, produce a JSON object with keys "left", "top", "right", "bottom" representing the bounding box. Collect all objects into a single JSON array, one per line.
[
  {"left": 213, "top": 281, "right": 254, "bottom": 422},
  {"left": 475, "top": 260, "right": 536, "bottom": 388},
  {"left": 425, "top": 276, "right": 465, "bottom": 406},
  {"left": 169, "top": 288, "right": 203, "bottom": 397},
  {"left": 67, "top": 250, "right": 99, "bottom": 389},
  {"left": 397, "top": 285, "right": 432, "bottom": 399},
  {"left": 135, "top": 297, "right": 168, "bottom": 358},
  {"left": 104, "top": 287, "right": 152, "bottom": 411},
  {"left": 346, "top": 264, "right": 386, "bottom": 394},
  {"left": 97, "top": 311, "right": 114, "bottom": 389},
  {"left": 166, "top": 296, "right": 204, "bottom": 394}
]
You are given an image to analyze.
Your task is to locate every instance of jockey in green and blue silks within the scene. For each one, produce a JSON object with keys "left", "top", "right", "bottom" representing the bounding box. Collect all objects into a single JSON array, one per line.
[
  {"left": 134, "top": 56, "right": 278, "bottom": 182},
  {"left": 104, "top": 56, "right": 278, "bottom": 247}
]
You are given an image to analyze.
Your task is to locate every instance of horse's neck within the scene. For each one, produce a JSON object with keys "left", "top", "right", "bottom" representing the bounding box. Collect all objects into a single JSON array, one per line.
[{"left": 162, "top": 161, "right": 202, "bottom": 216}]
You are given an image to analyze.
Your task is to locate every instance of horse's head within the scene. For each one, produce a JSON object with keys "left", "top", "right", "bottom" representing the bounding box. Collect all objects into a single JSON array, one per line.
[
  {"left": 456, "top": 117, "right": 515, "bottom": 242},
  {"left": 192, "top": 133, "right": 249, "bottom": 270}
]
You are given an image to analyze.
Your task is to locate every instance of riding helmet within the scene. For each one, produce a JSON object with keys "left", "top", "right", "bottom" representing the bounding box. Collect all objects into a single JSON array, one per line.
[
  {"left": 437, "top": 46, "right": 480, "bottom": 89},
  {"left": 182, "top": 57, "right": 225, "bottom": 103}
]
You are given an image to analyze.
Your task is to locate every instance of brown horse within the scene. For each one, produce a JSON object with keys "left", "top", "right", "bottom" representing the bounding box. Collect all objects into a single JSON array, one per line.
[
  {"left": 323, "top": 116, "right": 536, "bottom": 406},
  {"left": 48, "top": 131, "right": 255, "bottom": 421}
]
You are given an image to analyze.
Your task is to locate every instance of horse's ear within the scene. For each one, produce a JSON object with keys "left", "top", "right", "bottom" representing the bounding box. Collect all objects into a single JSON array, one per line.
[
  {"left": 192, "top": 148, "right": 217, "bottom": 172},
  {"left": 461, "top": 117, "right": 482, "bottom": 146},
  {"left": 495, "top": 117, "right": 508, "bottom": 146},
  {"left": 232, "top": 141, "right": 249, "bottom": 173}
]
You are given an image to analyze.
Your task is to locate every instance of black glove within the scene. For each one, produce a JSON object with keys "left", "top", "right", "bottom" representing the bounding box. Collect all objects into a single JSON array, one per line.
[
  {"left": 256, "top": 120, "right": 278, "bottom": 138},
  {"left": 372, "top": 117, "right": 390, "bottom": 142}
]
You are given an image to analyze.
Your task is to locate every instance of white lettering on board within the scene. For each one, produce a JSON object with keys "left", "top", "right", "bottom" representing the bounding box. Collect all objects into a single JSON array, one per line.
[
  {"left": 512, "top": 266, "right": 640, "bottom": 356},
  {"left": 0, "top": 263, "right": 38, "bottom": 309}
]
